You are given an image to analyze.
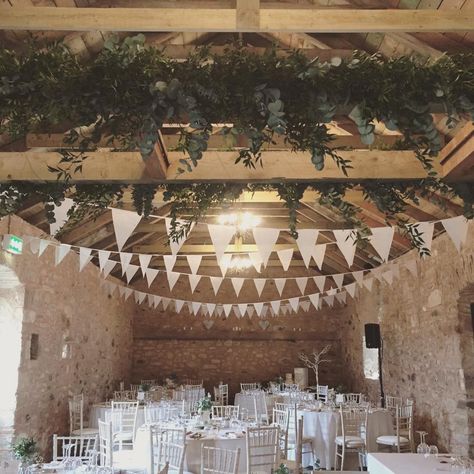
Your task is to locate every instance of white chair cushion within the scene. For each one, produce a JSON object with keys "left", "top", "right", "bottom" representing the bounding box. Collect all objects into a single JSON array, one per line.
[
  {"left": 335, "top": 435, "right": 364, "bottom": 447},
  {"left": 376, "top": 435, "right": 409, "bottom": 446},
  {"left": 71, "top": 428, "right": 99, "bottom": 435},
  {"left": 114, "top": 431, "right": 134, "bottom": 441}
]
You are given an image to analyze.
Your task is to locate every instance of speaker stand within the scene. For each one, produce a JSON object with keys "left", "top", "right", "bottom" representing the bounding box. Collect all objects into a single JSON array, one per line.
[{"left": 378, "top": 339, "right": 385, "bottom": 408}]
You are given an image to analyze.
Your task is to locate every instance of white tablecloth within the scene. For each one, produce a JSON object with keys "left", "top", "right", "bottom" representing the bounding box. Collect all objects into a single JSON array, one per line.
[
  {"left": 299, "top": 408, "right": 393, "bottom": 470},
  {"left": 367, "top": 453, "right": 456, "bottom": 473},
  {"left": 234, "top": 393, "right": 281, "bottom": 417},
  {"left": 134, "top": 426, "right": 247, "bottom": 474}
]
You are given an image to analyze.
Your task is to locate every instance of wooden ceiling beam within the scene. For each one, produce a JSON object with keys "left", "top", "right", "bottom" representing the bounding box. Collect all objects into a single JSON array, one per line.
[
  {"left": 0, "top": 149, "right": 445, "bottom": 182},
  {"left": 440, "top": 122, "right": 474, "bottom": 180},
  {"left": 0, "top": 6, "right": 472, "bottom": 33}
]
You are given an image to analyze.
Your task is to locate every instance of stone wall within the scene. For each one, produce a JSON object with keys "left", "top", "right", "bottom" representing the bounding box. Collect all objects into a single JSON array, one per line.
[
  {"left": 131, "top": 266, "right": 351, "bottom": 399},
  {"left": 340, "top": 225, "right": 474, "bottom": 454},
  {"left": 0, "top": 216, "right": 135, "bottom": 470}
]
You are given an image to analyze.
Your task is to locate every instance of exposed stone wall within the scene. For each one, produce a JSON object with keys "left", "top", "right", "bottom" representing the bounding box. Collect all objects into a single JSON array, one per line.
[
  {"left": 131, "top": 266, "right": 351, "bottom": 399},
  {"left": 340, "top": 225, "right": 474, "bottom": 454},
  {"left": 0, "top": 216, "right": 134, "bottom": 469}
]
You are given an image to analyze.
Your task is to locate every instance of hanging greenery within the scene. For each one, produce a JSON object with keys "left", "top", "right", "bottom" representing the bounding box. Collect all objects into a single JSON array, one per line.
[{"left": 0, "top": 35, "right": 473, "bottom": 251}]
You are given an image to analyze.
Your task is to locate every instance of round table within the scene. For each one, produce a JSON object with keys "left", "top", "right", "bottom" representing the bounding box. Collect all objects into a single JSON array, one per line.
[{"left": 234, "top": 393, "right": 282, "bottom": 418}]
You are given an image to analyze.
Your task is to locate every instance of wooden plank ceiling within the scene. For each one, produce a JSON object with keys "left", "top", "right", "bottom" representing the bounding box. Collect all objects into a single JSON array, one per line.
[{"left": 1, "top": 0, "right": 473, "bottom": 288}]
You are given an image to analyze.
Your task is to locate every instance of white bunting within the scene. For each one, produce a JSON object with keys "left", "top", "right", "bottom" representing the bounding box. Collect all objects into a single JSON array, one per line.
[
  {"left": 353, "top": 271, "right": 364, "bottom": 285},
  {"left": 382, "top": 270, "right": 394, "bottom": 285},
  {"left": 249, "top": 253, "right": 263, "bottom": 273},
  {"left": 312, "top": 244, "right": 326, "bottom": 270},
  {"left": 136, "top": 292, "right": 146, "bottom": 305},
  {"left": 333, "top": 229, "right": 357, "bottom": 267},
  {"left": 363, "top": 278, "right": 374, "bottom": 291},
  {"left": 254, "top": 279, "right": 266, "bottom": 297},
  {"left": 442, "top": 216, "right": 469, "bottom": 251},
  {"left": 167, "top": 272, "right": 180, "bottom": 291},
  {"left": 123, "top": 287, "right": 133, "bottom": 301},
  {"left": 333, "top": 273, "right": 344, "bottom": 289},
  {"left": 281, "top": 305, "right": 288, "bottom": 316},
  {"left": 165, "top": 218, "right": 194, "bottom": 255},
  {"left": 275, "top": 278, "right": 286, "bottom": 296},
  {"left": 112, "top": 208, "right": 142, "bottom": 251},
  {"left": 125, "top": 264, "right": 139, "bottom": 283},
  {"left": 50, "top": 198, "right": 74, "bottom": 236},
  {"left": 371, "top": 267, "right": 384, "bottom": 282},
  {"left": 208, "top": 224, "right": 235, "bottom": 262},
  {"left": 327, "top": 288, "right": 338, "bottom": 296},
  {"left": 345, "top": 282, "right": 357, "bottom": 298},
  {"left": 147, "top": 295, "right": 154, "bottom": 308},
  {"left": 207, "top": 303, "right": 216, "bottom": 316},
  {"left": 139, "top": 254, "right": 152, "bottom": 276},
  {"left": 253, "top": 228, "right": 280, "bottom": 267},
  {"left": 145, "top": 268, "right": 159, "bottom": 287},
  {"left": 335, "top": 292, "right": 347, "bottom": 304},
  {"left": 38, "top": 239, "right": 49, "bottom": 257},
  {"left": 30, "top": 238, "right": 40, "bottom": 254},
  {"left": 98, "top": 250, "right": 111, "bottom": 272},
  {"left": 55, "top": 244, "right": 71, "bottom": 266},
  {"left": 210, "top": 276, "right": 223, "bottom": 295},
  {"left": 323, "top": 295, "right": 335, "bottom": 307},
  {"left": 231, "top": 278, "right": 245, "bottom": 297},
  {"left": 417, "top": 222, "right": 435, "bottom": 253},
  {"left": 295, "top": 277, "right": 308, "bottom": 295},
  {"left": 276, "top": 248, "right": 294, "bottom": 271},
  {"left": 247, "top": 305, "right": 254, "bottom": 319},
  {"left": 163, "top": 255, "right": 177, "bottom": 273},
  {"left": 289, "top": 297, "right": 299, "bottom": 312},
  {"left": 175, "top": 299, "right": 185, "bottom": 313},
  {"left": 79, "top": 247, "right": 92, "bottom": 271},
  {"left": 103, "top": 260, "right": 116, "bottom": 278},
  {"left": 186, "top": 302, "right": 193, "bottom": 313},
  {"left": 238, "top": 303, "right": 248, "bottom": 318},
  {"left": 254, "top": 302, "right": 264, "bottom": 317},
  {"left": 313, "top": 276, "right": 326, "bottom": 292},
  {"left": 216, "top": 305, "right": 224, "bottom": 318},
  {"left": 153, "top": 295, "right": 162, "bottom": 309},
  {"left": 120, "top": 252, "right": 133, "bottom": 275},
  {"left": 188, "top": 274, "right": 202, "bottom": 293},
  {"left": 270, "top": 300, "right": 281, "bottom": 315},
  {"left": 223, "top": 304, "right": 233, "bottom": 318},
  {"left": 218, "top": 254, "right": 232, "bottom": 276},
  {"left": 369, "top": 227, "right": 395, "bottom": 262},
  {"left": 162, "top": 297, "right": 171, "bottom": 310},
  {"left": 296, "top": 229, "right": 319, "bottom": 268},
  {"left": 118, "top": 286, "right": 126, "bottom": 298},
  {"left": 186, "top": 255, "right": 202, "bottom": 274},
  {"left": 404, "top": 260, "right": 418, "bottom": 277},
  {"left": 192, "top": 302, "right": 201, "bottom": 316},
  {"left": 300, "top": 300, "right": 311, "bottom": 312}
]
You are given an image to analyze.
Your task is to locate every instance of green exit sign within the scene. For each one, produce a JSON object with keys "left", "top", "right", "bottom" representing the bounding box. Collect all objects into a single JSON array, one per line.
[{"left": 3, "top": 234, "right": 23, "bottom": 255}]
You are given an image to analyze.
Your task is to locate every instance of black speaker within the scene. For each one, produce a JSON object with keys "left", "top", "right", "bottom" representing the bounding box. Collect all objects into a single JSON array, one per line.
[{"left": 365, "top": 323, "right": 381, "bottom": 349}]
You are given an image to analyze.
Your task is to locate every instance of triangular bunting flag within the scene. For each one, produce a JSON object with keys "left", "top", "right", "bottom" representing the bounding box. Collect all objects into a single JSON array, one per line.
[
  {"left": 210, "top": 276, "right": 223, "bottom": 295},
  {"left": 165, "top": 218, "right": 194, "bottom": 255},
  {"left": 289, "top": 297, "right": 299, "bottom": 312},
  {"left": 295, "top": 277, "right": 308, "bottom": 295},
  {"left": 253, "top": 228, "right": 280, "bottom": 267},
  {"left": 327, "top": 288, "right": 338, "bottom": 296},
  {"left": 218, "top": 254, "right": 232, "bottom": 276},
  {"left": 333, "top": 273, "right": 344, "bottom": 289},
  {"left": 207, "top": 303, "right": 216, "bottom": 316},
  {"left": 208, "top": 224, "right": 235, "bottom": 262},
  {"left": 125, "top": 264, "right": 139, "bottom": 283},
  {"left": 163, "top": 255, "right": 177, "bottom": 273},
  {"left": 277, "top": 248, "right": 294, "bottom": 271},
  {"left": 300, "top": 300, "right": 311, "bottom": 312},
  {"left": 112, "top": 208, "right": 142, "bottom": 251},
  {"left": 38, "top": 240, "right": 49, "bottom": 257},
  {"left": 162, "top": 297, "right": 171, "bottom": 310},
  {"left": 103, "top": 260, "right": 116, "bottom": 278},
  {"left": 120, "top": 252, "right": 133, "bottom": 275},
  {"left": 223, "top": 304, "right": 233, "bottom": 318},
  {"left": 192, "top": 302, "right": 201, "bottom": 316},
  {"left": 147, "top": 295, "right": 154, "bottom": 308},
  {"left": 442, "top": 216, "right": 469, "bottom": 252},
  {"left": 167, "top": 272, "right": 180, "bottom": 291},
  {"left": 391, "top": 263, "right": 400, "bottom": 280},
  {"left": 261, "top": 305, "right": 269, "bottom": 318},
  {"left": 79, "top": 247, "right": 92, "bottom": 271},
  {"left": 296, "top": 229, "right": 319, "bottom": 268},
  {"left": 186, "top": 255, "right": 202, "bottom": 274},
  {"left": 55, "top": 244, "right": 71, "bottom": 266},
  {"left": 353, "top": 270, "right": 364, "bottom": 285},
  {"left": 333, "top": 229, "right": 357, "bottom": 267},
  {"left": 175, "top": 299, "right": 185, "bottom": 313},
  {"left": 313, "top": 276, "right": 326, "bottom": 292},
  {"left": 238, "top": 303, "right": 248, "bottom": 318},
  {"left": 371, "top": 267, "right": 383, "bottom": 282},
  {"left": 382, "top": 269, "right": 393, "bottom": 285},
  {"left": 139, "top": 254, "right": 152, "bottom": 276},
  {"left": 274, "top": 278, "right": 286, "bottom": 296},
  {"left": 309, "top": 293, "right": 320, "bottom": 309},
  {"left": 312, "top": 244, "right": 326, "bottom": 270},
  {"left": 118, "top": 286, "right": 127, "bottom": 298},
  {"left": 404, "top": 260, "right": 418, "bottom": 277},
  {"left": 345, "top": 282, "right": 357, "bottom": 298},
  {"left": 323, "top": 295, "right": 335, "bottom": 307},
  {"left": 335, "top": 291, "right": 347, "bottom": 304},
  {"left": 98, "top": 250, "right": 111, "bottom": 272},
  {"left": 247, "top": 305, "right": 254, "bottom": 319},
  {"left": 249, "top": 253, "right": 262, "bottom": 273},
  {"left": 416, "top": 222, "right": 435, "bottom": 254},
  {"left": 270, "top": 300, "right": 280, "bottom": 315},
  {"left": 369, "top": 227, "right": 395, "bottom": 262},
  {"left": 136, "top": 291, "right": 147, "bottom": 305},
  {"left": 254, "top": 279, "right": 266, "bottom": 297},
  {"left": 123, "top": 287, "right": 133, "bottom": 301},
  {"left": 30, "top": 238, "right": 40, "bottom": 254},
  {"left": 363, "top": 278, "right": 374, "bottom": 291},
  {"left": 50, "top": 198, "right": 74, "bottom": 236},
  {"left": 145, "top": 268, "right": 159, "bottom": 287},
  {"left": 254, "top": 302, "right": 264, "bottom": 317},
  {"left": 153, "top": 295, "right": 162, "bottom": 309},
  {"left": 188, "top": 274, "right": 202, "bottom": 293},
  {"left": 231, "top": 278, "right": 245, "bottom": 297}
]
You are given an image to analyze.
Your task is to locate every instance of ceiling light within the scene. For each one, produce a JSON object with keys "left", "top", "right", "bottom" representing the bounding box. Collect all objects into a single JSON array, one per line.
[
  {"left": 217, "top": 212, "right": 260, "bottom": 231},
  {"left": 228, "top": 256, "right": 252, "bottom": 270}
]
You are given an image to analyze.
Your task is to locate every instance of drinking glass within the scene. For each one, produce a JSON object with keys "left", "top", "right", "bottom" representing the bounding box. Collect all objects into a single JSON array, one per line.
[
  {"left": 416, "top": 431, "right": 429, "bottom": 455},
  {"left": 429, "top": 445, "right": 439, "bottom": 457}
]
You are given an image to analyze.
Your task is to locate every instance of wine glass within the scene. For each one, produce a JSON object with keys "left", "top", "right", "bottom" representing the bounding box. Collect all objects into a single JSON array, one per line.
[
  {"left": 416, "top": 431, "right": 430, "bottom": 455},
  {"left": 429, "top": 445, "right": 439, "bottom": 457}
]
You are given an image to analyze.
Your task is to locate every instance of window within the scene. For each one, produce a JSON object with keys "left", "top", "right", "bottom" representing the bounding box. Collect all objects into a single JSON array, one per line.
[
  {"left": 30, "top": 333, "right": 39, "bottom": 360},
  {"left": 363, "top": 336, "right": 379, "bottom": 380}
]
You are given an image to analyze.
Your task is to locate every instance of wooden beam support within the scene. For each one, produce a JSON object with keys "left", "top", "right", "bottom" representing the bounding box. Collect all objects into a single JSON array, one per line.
[
  {"left": 440, "top": 122, "right": 474, "bottom": 180},
  {"left": 0, "top": 150, "right": 443, "bottom": 182},
  {"left": 0, "top": 7, "right": 472, "bottom": 33}
]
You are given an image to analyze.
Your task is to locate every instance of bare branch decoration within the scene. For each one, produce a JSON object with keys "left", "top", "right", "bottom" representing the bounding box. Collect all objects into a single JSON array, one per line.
[{"left": 299, "top": 345, "right": 331, "bottom": 389}]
